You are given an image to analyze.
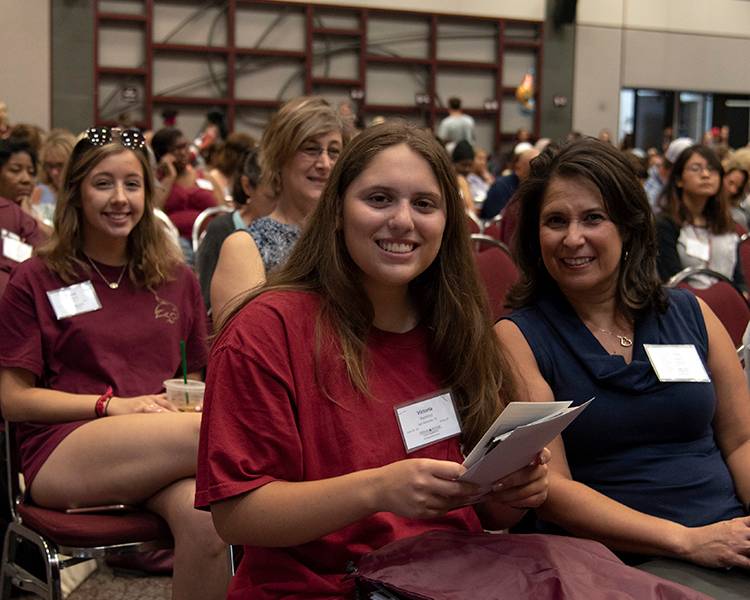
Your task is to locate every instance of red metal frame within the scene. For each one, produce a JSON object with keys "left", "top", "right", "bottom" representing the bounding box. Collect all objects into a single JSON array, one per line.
[{"left": 93, "top": 0, "right": 544, "bottom": 147}]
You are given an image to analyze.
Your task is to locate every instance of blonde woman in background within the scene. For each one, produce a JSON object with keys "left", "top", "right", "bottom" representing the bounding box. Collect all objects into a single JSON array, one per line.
[
  {"left": 32, "top": 129, "right": 76, "bottom": 222},
  {"left": 210, "top": 96, "right": 347, "bottom": 319}
]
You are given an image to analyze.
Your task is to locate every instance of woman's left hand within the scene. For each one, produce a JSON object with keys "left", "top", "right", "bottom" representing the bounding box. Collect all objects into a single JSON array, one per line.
[{"left": 483, "top": 447, "right": 551, "bottom": 509}]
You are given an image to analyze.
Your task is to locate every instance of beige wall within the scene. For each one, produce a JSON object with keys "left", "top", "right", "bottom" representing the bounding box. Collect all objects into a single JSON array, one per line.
[
  {"left": 0, "top": 0, "right": 50, "bottom": 129},
  {"left": 573, "top": 0, "right": 750, "bottom": 137},
  {"left": 284, "top": 0, "right": 545, "bottom": 20}
]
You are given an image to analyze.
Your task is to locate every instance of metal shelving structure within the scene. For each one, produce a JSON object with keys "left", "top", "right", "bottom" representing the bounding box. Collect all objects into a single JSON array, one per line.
[{"left": 94, "top": 0, "right": 543, "bottom": 148}]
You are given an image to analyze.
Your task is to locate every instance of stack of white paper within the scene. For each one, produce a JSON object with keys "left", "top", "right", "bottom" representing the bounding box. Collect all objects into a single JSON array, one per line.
[{"left": 459, "top": 399, "right": 593, "bottom": 491}]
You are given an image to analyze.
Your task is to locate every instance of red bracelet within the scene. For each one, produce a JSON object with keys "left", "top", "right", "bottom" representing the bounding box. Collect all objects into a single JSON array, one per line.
[{"left": 95, "top": 386, "right": 113, "bottom": 418}]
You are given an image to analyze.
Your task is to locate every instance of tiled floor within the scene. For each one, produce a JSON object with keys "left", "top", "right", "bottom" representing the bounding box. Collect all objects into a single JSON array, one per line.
[{"left": 67, "top": 562, "right": 171, "bottom": 600}]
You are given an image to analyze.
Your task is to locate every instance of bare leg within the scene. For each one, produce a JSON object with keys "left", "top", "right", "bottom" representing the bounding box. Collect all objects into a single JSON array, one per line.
[
  {"left": 146, "top": 478, "right": 229, "bottom": 600},
  {"left": 30, "top": 412, "right": 201, "bottom": 508}
]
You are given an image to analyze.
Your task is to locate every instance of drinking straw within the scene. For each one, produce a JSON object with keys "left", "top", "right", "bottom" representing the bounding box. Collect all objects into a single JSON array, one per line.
[
  {"left": 180, "top": 340, "right": 189, "bottom": 407},
  {"left": 180, "top": 340, "right": 188, "bottom": 383}
]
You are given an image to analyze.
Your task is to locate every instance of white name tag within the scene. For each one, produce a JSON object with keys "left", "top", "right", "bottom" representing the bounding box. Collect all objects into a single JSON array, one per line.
[
  {"left": 196, "top": 178, "right": 214, "bottom": 191},
  {"left": 395, "top": 391, "right": 462, "bottom": 453},
  {"left": 2, "top": 237, "right": 32, "bottom": 263},
  {"left": 47, "top": 281, "right": 102, "bottom": 320},
  {"left": 644, "top": 344, "right": 710, "bottom": 382},
  {"left": 685, "top": 237, "right": 710, "bottom": 261}
]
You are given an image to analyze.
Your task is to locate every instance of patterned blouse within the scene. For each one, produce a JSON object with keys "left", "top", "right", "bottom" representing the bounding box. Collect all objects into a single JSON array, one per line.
[{"left": 244, "top": 217, "right": 301, "bottom": 273}]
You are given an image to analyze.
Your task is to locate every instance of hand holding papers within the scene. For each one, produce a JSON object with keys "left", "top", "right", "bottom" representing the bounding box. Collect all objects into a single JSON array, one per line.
[{"left": 459, "top": 399, "right": 593, "bottom": 492}]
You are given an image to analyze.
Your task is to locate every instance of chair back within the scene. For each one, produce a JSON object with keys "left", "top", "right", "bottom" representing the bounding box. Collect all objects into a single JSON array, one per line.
[
  {"left": 192, "top": 206, "right": 233, "bottom": 253},
  {"left": 471, "top": 235, "right": 519, "bottom": 320},
  {"left": 482, "top": 214, "right": 502, "bottom": 241},
  {"left": 666, "top": 266, "right": 750, "bottom": 349},
  {"left": 465, "top": 210, "right": 483, "bottom": 235},
  {"left": 738, "top": 233, "right": 750, "bottom": 290}
]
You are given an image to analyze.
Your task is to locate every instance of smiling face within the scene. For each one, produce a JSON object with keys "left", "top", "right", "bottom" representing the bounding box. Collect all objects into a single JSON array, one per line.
[
  {"left": 342, "top": 143, "right": 446, "bottom": 300},
  {"left": 0, "top": 150, "right": 35, "bottom": 203},
  {"left": 281, "top": 130, "right": 342, "bottom": 208},
  {"left": 539, "top": 176, "right": 623, "bottom": 299},
  {"left": 80, "top": 149, "right": 145, "bottom": 247}
]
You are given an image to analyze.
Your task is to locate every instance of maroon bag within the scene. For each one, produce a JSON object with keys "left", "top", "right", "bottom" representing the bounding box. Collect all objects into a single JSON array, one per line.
[{"left": 353, "top": 531, "right": 710, "bottom": 599}]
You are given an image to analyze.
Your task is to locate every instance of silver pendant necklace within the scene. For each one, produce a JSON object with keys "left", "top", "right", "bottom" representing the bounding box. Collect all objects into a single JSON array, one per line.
[{"left": 85, "top": 255, "right": 126, "bottom": 289}]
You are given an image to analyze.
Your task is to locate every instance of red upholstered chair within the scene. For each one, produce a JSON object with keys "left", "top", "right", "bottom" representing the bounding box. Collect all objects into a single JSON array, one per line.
[
  {"left": 192, "top": 205, "right": 233, "bottom": 254},
  {"left": 0, "top": 421, "right": 172, "bottom": 600},
  {"left": 738, "top": 233, "right": 750, "bottom": 291},
  {"left": 471, "top": 234, "right": 519, "bottom": 321},
  {"left": 481, "top": 213, "right": 503, "bottom": 241},
  {"left": 465, "top": 210, "right": 482, "bottom": 235},
  {"left": 666, "top": 267, "right": 750, "bottom": 351}
]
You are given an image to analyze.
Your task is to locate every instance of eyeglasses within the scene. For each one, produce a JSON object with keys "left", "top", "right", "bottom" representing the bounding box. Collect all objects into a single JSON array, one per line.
[
  {"left": 298, "top": 143, "right": 341, "bottom": 163},
  {"left": 83, "top": 127, "right": 146, "bottom": 151},
  {"left": 684, "top": 163, "right": 719, "bottom": 175}
]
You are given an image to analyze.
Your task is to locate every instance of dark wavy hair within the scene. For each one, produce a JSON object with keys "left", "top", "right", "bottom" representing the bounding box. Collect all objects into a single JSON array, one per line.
[
  {"left": 218, "top": 122, "right": 514, "bottom": 449},
  {"left": 506, "top": 137, "right": 667, "bottom": 318},
  {"left": 659, "top": 144, "right": 731, "bottom": 235}
]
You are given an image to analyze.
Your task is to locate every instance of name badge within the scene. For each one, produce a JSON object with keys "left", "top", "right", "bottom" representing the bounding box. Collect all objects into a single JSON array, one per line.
[
  {"left": 2, "top": 237, "right": 33, "bottom": 263},
  {"left": 47, "top": 281, "right": 102, "bottom": 320},
  {"left": 196, "top": 178, "right": 214, "bottom": 191},
  {"left": 644, "top": 344, "right": 710, "bottom": 383},
  {"left": 395, "top": 391, "right": 462, "bottom": 453},
  {"left": 684, "top": 237, "right": 710, "bottom": 262}
]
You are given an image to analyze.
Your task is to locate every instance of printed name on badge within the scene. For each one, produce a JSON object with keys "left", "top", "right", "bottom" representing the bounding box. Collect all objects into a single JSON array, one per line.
[
  {"left": 644, "top": 344, "right": 711, "bottom": 383},
  {"left": 395, "top": 390, "right": 462, "bottom": 453},
  {"left": 47, "top": 281, "right": 103, "bottom": 320}
]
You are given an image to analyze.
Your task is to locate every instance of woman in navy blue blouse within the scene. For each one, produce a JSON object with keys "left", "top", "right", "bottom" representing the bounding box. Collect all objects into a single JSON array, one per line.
[{"left": 495, "top": 138, "right": 750, "bottom": 574}]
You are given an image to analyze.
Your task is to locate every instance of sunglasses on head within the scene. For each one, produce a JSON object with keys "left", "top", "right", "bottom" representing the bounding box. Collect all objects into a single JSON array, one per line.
[{"left": 82, "top": 127, "right": 146, "bottom": 151}]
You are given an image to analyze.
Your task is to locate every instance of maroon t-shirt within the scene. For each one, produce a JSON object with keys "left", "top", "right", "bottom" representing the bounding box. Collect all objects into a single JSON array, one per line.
[
  {"left": 0, "top": 196, "right": 47, "bottom": 298},
  {"left": 163, "top": 182, "right": 216, "bottom": 239},
  {"left": 196, "top": 290, "right": 482, "bottom": 599},
  {"left": 0, "top": 256, "right": 208, "bottom": 486}
]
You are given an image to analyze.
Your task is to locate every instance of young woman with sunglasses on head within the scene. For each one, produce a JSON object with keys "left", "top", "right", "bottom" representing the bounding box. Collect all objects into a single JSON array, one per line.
[
  {"left": 0, "top": 128, "right": 229, "bottom": 599},
  {"left": 210, "top": 96, "right": 347, "bottom": 319},
  {"left": 196, "top": 123, "right": 549, "bottom": 598},
  {"left": 656, "top": 144, "right": 745, "bottom": 290}
]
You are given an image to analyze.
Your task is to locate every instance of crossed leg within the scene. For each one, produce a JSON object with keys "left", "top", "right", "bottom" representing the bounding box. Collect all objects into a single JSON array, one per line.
[{"left": 30, "top": 412, "right": 229, "bottom": 600}]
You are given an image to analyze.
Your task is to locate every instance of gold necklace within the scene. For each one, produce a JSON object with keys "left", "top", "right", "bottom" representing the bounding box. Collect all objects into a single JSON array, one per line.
[
  {"left": 85, "top": 255, "right": 126, "bottom": 289},
  {"left": 597, "top": 327, "right": 633, "bottom": 348}
]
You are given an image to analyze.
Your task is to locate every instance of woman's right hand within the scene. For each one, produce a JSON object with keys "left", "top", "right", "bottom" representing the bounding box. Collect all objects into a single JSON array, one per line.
[
  {"left": 106, "top": 393, "right": 179, "bottom": 416},
  {"left": 680, "top": 517, "right": 750, "bottom": 569},
  {"left": 157, "top": 153, "right": 177, "bottom": 181},
  {"left": 373, "top": 458, "right": 480, "bottom": 520}
]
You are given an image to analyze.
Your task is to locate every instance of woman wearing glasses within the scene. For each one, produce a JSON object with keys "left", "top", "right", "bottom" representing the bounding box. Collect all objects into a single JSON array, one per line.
[
  {"left": 210, "top": 96, "right": 346, "bottom": 319},
  {"left": 655, "top": 144, "right": 745, "bottom": 290},
  {"left": 0, "top": 128, "right": 229, "bottom": 599}
]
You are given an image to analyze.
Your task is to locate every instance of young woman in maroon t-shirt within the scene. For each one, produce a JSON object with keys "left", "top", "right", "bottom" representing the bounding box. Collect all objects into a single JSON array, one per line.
[
  {"left": 197, "top": 123, "right": 550, "bottom": 598},
  {"left": 0, "top": 128, "right": 228, "bottom": 599}
]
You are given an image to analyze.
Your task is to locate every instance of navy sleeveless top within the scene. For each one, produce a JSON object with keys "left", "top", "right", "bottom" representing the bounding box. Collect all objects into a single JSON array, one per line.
[{"left": 506, "top": 287, "right": 744, "bottom": 527}]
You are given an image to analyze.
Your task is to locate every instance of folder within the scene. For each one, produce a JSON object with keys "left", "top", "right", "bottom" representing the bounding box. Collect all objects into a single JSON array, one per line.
[{"left": 459, "top": 399, "right": 593, "bottom": 491}]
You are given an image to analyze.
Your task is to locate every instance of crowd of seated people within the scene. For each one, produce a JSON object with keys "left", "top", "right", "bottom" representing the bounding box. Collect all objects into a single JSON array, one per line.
[{"left": 2, "top": 95, "right": 750, "bottom": 600}]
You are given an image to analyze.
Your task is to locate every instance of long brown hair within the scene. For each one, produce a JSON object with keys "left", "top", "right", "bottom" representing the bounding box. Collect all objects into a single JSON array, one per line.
[
  {"left": 219, "top": 122, "right": 514, "bottom": 449},
  {"left": 37, "top": 135, "right": 183, "bottom": 286},
  {"left": 507, "top": 138, "right": 667, "bottom": 319},
  {"left": 659, "top": 144, "right": 732, "bottom": 235}
]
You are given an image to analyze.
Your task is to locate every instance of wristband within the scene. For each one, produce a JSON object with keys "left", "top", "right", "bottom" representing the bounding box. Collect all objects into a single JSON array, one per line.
[{"left": 95, "top": 386, "right": 113, "bottom": 418}]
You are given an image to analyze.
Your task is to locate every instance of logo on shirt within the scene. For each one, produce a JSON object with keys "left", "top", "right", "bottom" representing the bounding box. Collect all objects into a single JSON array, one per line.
[{"left": 153, "top": 291, "right": 179, "bottom": 324}]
